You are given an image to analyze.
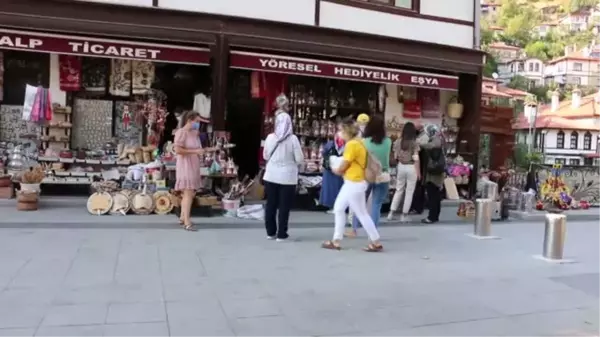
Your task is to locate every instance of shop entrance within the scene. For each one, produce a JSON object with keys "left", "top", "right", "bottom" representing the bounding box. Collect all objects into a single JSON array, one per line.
[{"left": 0, "top": 28, "right": 212, "bottom": 196}]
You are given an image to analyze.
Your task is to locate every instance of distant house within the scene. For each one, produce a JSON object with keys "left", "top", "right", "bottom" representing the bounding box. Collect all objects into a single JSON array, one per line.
[
  {"left": 544, "top": 46, "right": 600, "bottom": 88},
  {"left": 482, "top": 77, "right": 530, "bottom": 106},
  {"left": 497, "top": 57, "right": 545, "bottom": 87},
  {"left": 535, "top": 22, "right": 559, "bottom": 37},
  {"left": 513, "top": 90, "right": 600, "bottom": 166},
  {"left": 481, "top": 1, "right": 501, "bottom": 21},
  {"left": 558, "top": 10, "right": 590, "bottom": 32},
  {"left": 488, "top": 42, "right": 521, "bottom": 63}
]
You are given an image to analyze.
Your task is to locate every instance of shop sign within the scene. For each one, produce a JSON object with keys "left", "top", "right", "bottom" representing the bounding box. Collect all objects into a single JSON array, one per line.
[
  {"left": 0, "top": 29, "right": 210, "bottom": 65},
  {"left": 231, "top": 51, "right": 458, "bottom": 90}
]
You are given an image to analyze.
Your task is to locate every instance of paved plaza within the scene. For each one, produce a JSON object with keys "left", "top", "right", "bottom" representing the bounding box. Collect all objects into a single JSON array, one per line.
[{"left": 0, "top": 220, "right": 597, "bottom": 336}]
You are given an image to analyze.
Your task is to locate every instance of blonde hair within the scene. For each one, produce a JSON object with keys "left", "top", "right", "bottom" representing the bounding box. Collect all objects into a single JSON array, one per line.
[
  {"left": 177, "top": 110, "right": 201, "bottom": 129},
  {"left": 340, "top": 119, "right": 359, "bottom": 139}
]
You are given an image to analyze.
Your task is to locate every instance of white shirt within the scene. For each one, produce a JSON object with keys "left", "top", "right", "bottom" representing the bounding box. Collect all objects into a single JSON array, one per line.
[
  {"left": 263, "top": 134, "right": 304, "bottom": 185},
  {"left": 193, "top": 93, "right": 211, "bottom": 120}
]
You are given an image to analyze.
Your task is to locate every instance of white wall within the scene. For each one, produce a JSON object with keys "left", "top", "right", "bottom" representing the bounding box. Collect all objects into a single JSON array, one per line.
[
  {"left": 49, "top": 54, "right": 66, "bottom": 106},
  {"left": 74, "top": 0, "right": 477, "bottom": 49},
  {"left": 159, "top": 0, "right": 315, "bottom": 25},
  {"left": 544, "top": 129, "right": 598, "bottom": 152},
  {"left": 420, "top": 0, "right": 474, "bottom": 22},
  {"left": 319, "top": 1, "right": 473, "bottom": 49}
]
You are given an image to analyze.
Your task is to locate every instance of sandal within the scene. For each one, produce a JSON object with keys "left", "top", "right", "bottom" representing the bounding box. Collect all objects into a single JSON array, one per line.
[
  {"left": 178, "top": 219, "right": 185, "bottom": 227},
  {"left": 363, "top": 243, "right": 383, "bottom": 252},
  {"left": 321, "top": 240, "right": 341, "bottom": 250},
  {"left": 183, "top": 224, "right": 197, "bottom": 231}
]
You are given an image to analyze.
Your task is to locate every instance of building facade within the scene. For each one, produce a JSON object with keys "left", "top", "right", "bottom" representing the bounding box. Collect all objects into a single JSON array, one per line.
[
  {"left": 544, "top": 47, "right": 600, "bottom": 88},
  {"left": 497, "top": 57, "right": 545, "bottom": 86}
]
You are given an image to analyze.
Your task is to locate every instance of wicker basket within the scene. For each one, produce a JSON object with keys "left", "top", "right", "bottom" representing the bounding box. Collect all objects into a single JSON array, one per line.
[
  {"left": 17, "top": 201, "right": 38, "bottom": 211},
  {"left": 447, "top": 96, "right": 464, "bottom": 119},
  {"left": 16, "top": 191, "right": 38, "bottom": 203}
]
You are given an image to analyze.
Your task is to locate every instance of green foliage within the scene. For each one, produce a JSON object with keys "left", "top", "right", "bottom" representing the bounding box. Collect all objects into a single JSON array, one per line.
[
  {"left": 497, "top": 0, "right": 541, "bottom": 47},
  {"left": 483, "top": 54, "right": 499, "bottom": 77},
  {"left": 507, "top": 75, "right": 532, "bottom": 91},
  {"left": 569, "top": 0, "right": 597, "bottom": 12},
  {"left": 513, "top": 143, "right": 543, "bottom": 169}
]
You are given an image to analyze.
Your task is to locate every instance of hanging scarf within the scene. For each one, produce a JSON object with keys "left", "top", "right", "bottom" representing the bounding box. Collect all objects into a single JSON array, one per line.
[
  {"left": 274, "top": 112, "right": 292, "bottom": 141},
  {"left": 109, "top": 59, "right": 132, "bottom": 97},
  {"left": 82, "top": 58, "right": 108, "bottom": 93},
  {"left": 334, "top": 133, "right": 345, "bottom": 154},
  {"left": 59, "top": 55, "right": 81, "bottom": 91},
  {"left": 0, "top": 52, "right": 4, "bottom": 102},
  {"left": 30, "top": 87, "right": 43, "bottom": 122},
  {"left": 22, "top": 84, "right": 38, "bottom": 121},
  {"left": 132, "top": 61, "right": 155, "bottom": 95}
]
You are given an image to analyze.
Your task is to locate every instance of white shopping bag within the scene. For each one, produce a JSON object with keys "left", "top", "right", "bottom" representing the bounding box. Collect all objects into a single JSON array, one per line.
[{"left": 329, "top": 155, "right": 344, "bottom": 171}]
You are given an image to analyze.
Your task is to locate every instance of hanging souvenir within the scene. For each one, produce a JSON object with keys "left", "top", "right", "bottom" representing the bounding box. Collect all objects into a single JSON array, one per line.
[
  {"left": 131, "top": 61, "right": 155, "bottom": 95},
  {"left": 59, "top": 55, "right": 82, "bottom": 91},
  {"left": 122, "top": 104, "right": 131, "bottom": 131},
  {"left": 419, "top": 88, "right": 441, "bottom": 118},
  {"left": 82, "top": 58, "right": 108, "bottom": 93},
  {"left": 0, "top": 52, "right": 4, "bottom": 102},
  {"left": 22, "top": 84, "right": 38, "bottom": 121},
  {"left": 403, "top": 100, "right": 421, "bottom": 119},
  {"left": 109, "top": 59, "right": 132, "bottom": 97}
]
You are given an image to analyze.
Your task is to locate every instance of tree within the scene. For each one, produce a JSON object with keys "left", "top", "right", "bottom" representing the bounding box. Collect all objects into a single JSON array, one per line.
[
  {"left": 524, "top": 41, "right": 550, "bottom": 60},
  {"left": 569, "top": 0, "right": 597, "bottom": 12},
  {"left": 507, "top": 75, "right": 532, "bottom": 91},
  {"left": 497, "top": 0, "right": 540, "bottom": 47},
  {"left": 483, "top": 54, "right": 499, "bottom": 77}
]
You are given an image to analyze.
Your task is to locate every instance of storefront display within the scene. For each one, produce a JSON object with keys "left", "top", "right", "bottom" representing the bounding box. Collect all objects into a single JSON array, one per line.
[{"left": 0, "top": 0, "right": 486, "bottom": 218}]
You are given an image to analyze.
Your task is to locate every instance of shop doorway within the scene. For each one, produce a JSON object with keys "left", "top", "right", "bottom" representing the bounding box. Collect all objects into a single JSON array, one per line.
[{"left": 226, "top": 99, "right": 263, "bottom": 179}]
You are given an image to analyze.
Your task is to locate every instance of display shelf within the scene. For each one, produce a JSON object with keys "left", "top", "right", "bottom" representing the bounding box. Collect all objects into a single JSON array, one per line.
[{"left": 38, "top": 157, "right": 131, "bottom": 165}]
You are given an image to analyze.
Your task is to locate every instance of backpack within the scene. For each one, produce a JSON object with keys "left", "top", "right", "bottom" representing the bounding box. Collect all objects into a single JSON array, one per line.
[
  {"left": 427, "top": 148, "right": 446, "bottom": 175},
  {"left": 360, "top": 142, "right": 383, "bottom": 183}
]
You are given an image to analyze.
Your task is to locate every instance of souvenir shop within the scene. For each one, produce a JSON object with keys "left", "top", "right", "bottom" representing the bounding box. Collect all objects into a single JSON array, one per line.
[
  {"left": 0, "top": 0, "right": 485, "bottom": 215},
  {"left": 225, "top": 50, "right": 477, "bottom": 208},
  {"left": 0, "top": 28, "right": 240, "bottom": 214}
]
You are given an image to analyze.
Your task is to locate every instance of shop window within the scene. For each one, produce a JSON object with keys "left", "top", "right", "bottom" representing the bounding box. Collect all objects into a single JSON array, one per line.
[
  {"left": 584, "top": 157, "right": 593, "bottom": 166},
  {"left": 584, "top": 131, "right": 592, "bottom": 150},
  {"left": 556, "top": 130, "right": 565, "bottom": 148},
  {"left": 569, "top": 158, "right": 580, "bottom": 166},
  {"left": 570, "top": 131, "right": 578, "bottom": 149},
  {"left": 2, "top": 51, "right": 50, "bottom": 105},
  {"left": 555, "top": 158, "right": 566, "bottom": 164}
]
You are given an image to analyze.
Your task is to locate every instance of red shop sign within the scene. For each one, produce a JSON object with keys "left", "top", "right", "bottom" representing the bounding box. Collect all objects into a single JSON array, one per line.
[
  {"left": 230, "top": 51, "right": 458, "bottom": 91},
  {"left": 0, "top": 29, "right": 210, "bottom": 65}
]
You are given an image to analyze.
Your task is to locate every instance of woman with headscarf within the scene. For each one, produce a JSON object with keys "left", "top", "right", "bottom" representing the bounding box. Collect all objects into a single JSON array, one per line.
[
  {"left": 319, "top": 128, "right": 345, "bottom": 212},
  {"left": 262, "top": 94, "right": 304, "bottom": 241},
  {"left": 420, "top": 124, "right": 445, "bottom": 224}
]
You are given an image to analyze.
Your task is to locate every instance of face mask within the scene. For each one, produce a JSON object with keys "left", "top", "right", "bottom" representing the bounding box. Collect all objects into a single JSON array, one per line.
[{"left": 191, "top": 122, "right": 200, "bottom": 130}]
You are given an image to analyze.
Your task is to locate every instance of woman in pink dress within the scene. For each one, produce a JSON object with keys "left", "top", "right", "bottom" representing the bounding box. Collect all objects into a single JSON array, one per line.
[{"left": 174, "top": 111, "right": 217, "bottom": 231}]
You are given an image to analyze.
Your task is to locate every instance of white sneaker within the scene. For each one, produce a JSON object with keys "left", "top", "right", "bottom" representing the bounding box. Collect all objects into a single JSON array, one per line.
[
  {"left": 386, "top": 213, "right": 395, "bottom": 221},
  {"left": 400, "top": 214, "right": 411, "bottom": 223},
  {"left": 276, "top": 238, "right": 288, "bottom": 242},
  {"left": 267, "top": 236, "right": 276, "bottom": 240}
]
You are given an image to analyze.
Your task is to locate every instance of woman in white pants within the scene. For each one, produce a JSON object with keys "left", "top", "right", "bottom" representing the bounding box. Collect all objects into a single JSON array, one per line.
[
  {"left": 322, "top": 120, "right": 383, "bottom": 252},
  {"left": 387, "top": 122, "right": 421, "bottom": 223}
]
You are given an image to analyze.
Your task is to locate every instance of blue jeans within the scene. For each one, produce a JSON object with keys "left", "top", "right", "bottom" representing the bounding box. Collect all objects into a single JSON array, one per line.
[{"left": 352, "top": 182, "right": 389, "bottom": 230}]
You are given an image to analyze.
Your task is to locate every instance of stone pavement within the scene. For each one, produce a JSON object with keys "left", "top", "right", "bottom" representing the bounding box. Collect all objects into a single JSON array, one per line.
[{"left": 0, "top": 221, "right": 597, "bottom": 336}]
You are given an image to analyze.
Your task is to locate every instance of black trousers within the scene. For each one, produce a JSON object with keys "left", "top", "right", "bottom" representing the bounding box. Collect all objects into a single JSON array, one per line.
[
  {"left": 264, "top": 181, "right": 296, "bottom": 239},
  {"left": 425, "top": 182, "right": 442, "bottom": 222},
  {"left": 410, "top": 180, "right": 425, "bottom": 214}
]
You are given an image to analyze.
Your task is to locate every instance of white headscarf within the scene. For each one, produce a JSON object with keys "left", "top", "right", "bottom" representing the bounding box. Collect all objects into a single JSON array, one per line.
[{"left": 274, "top": 112, "right": 293, "bottom": 140}]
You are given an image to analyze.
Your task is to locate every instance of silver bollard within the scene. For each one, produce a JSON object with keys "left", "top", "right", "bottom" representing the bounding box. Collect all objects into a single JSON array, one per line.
[
  {"left": 543, "top": 213, "right": 567, "bottom": 260},
  {"left": 474, "top": 198, "right": 493, "bottom": 236}
]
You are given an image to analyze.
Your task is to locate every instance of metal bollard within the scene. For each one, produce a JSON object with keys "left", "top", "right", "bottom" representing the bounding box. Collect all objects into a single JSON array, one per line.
[
  {"left": 543, "top": 214, "right": 567, "bottom": 260},
  {"left": 474, "top": 198, "right": 493, "bottom": 237}
]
